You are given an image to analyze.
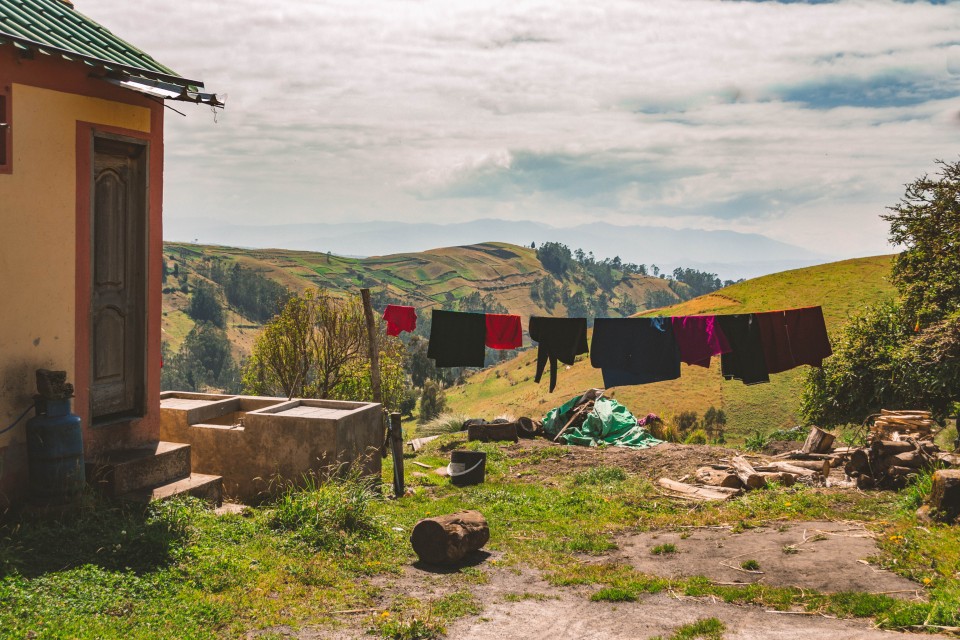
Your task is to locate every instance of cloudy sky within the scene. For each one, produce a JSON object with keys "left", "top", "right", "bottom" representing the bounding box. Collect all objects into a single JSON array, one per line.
[{"left": 81, "top": 0, "right": 960, "bottom": 257}]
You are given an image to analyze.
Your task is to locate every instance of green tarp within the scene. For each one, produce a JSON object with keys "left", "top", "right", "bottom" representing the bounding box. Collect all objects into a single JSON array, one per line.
[{"left": 542, "top": 395, "right": 663, "bottom": 449}]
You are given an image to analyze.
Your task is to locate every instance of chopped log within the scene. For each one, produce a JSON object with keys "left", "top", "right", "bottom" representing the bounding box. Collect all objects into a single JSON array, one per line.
[
  {"left": 757, "top": 471, "right": 796, "bottom": 487},
  {"left": 757, "top": 461, "right": 820, "bottom": 477},
  {"left": 937, "top": 452, "right": 960, "bottom": 467},
  {"left": 886, "top": 465, "right": 919, "bottom": 477},
  {"left": 770, "top": 459, "right": 830, "bottom": 474},
  {"left": 801, "top": 426, "right": 836, "bottom": 455},
  {"left": 467, "top": 421, "right": 518, "bottom": 443},
  {"left": 881, "top": 409, "right": 932, "bottom": 417},
  {"left": 890, "top": 451, "right": 928, "bottom": 469},
  {"left": 871, "top": 440, "right": 937, "bottom": 456},
  {"left": 730, "top": 456, "right": 766, "bottom": 490},
  {"left": 928, "top": 470, "right": 960, "bottom": 522},
  {"left": 410, "top": 510, "right": 490, "bottom": 564},
  {"left": 845, "top": 449, "right": 871, "bottom": 477},
  {"left": 658, "top": 478, "right": 741, "bottom": 502},
  {"left": 695, "top": 467, "right": 743, "bottom": 489}
]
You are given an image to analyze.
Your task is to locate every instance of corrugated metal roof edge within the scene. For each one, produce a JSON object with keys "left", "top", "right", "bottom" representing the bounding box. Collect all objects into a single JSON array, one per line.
[{"left": 0, "top": 31, "right": 205, "bottom": 88}]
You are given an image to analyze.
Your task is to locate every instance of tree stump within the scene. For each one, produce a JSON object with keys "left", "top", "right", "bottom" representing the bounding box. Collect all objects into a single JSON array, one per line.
[
  {"left": 928, "top": 469, "right": 960, "bottom": 522},
  {"left": 410, "top": 510, "right": 490, "bottom": 564},
  {"left": 801, "top": 426, "right": 835, "bottom": 455}
]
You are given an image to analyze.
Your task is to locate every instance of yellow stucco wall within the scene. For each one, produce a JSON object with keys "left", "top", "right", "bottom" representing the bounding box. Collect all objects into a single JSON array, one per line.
[{"left": 0, "top": 83, "right": 150, "bottom": 448}]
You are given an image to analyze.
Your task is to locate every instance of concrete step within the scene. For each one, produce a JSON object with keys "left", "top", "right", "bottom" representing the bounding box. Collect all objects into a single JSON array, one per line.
[
  {"left": 123, "top": 473, "right": 223, "bottom": 507},
  {"left": 86, "top": 441, "right": 191, "bottom": 496}
]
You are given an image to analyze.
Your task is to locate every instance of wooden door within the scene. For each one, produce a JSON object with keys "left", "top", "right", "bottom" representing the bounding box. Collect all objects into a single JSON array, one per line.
[{"left": 90, "top": 136, "right": 147, "bottom": 424}]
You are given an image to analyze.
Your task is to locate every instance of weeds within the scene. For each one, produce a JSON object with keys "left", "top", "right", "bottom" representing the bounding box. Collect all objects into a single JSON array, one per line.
[
  {"left": 651, "top": 543, "right": 677, "bottom": 555},
  {"left": 740, "top": 559, "right": 761, "bottom": 571},
  {"left": 268, "top": 472, "right": 382, "bottom": 550},
  {"left": 573, "top": 466, "right": 627, "bottom": 485},
  {"left": 651, "top": 617, "right": 726, "bottom": 640}
]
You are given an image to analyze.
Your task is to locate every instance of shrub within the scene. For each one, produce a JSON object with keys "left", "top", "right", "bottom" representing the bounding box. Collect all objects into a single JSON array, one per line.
[
  {"left": 417, "top": 412, "right": 467, "bottom": 437},
  {"left": 683, "top": 429, "right": 708, "bottom": 445}
]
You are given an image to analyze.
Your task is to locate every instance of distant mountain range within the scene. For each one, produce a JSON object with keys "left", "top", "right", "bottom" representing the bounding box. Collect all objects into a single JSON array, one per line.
[{"left": 165, "top": 218, "right": 834, "bottom": 280}]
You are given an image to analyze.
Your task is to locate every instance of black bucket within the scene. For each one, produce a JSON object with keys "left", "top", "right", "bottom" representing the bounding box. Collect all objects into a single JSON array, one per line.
[{"left": 448, "top": 450, "right": 486, "bottom": 487}]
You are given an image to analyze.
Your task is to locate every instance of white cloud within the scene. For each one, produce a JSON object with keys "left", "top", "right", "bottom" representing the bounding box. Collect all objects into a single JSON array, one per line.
[{"left": 75, "top": 0, "right": 960, "bottom": 257}]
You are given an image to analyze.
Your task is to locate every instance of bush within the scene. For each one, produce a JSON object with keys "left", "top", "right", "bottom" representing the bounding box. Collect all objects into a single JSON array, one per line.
[{"left": 684, "top": 429, "right": 708, "bottom": 445}]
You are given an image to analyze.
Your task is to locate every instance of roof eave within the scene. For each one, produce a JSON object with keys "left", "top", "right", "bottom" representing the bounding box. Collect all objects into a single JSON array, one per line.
[{"left": 0, "top": 31, "right": 205, "bottom": 88}]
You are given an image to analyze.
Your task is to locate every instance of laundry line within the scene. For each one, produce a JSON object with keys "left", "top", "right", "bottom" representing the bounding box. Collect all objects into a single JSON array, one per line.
[{"left": 379, "top": 304, "right": 832, "bottom": 392}]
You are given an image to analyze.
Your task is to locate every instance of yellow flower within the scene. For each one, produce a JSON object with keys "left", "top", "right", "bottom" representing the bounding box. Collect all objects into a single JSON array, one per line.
[
  {"left": 381, "top": 611, "right": 390, "bottom": 618},
  {"left": 923, "top": 577, "right": 932, "bottom": 585},
  {"left": 784, "top": 502, "right": 792, "bottom": 507}
]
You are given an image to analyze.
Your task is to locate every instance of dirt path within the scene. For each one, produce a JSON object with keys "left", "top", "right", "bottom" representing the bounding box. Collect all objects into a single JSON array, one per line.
[
  {"left": 606, "top": 520, "right": 921, "bottom": 596},
  {"left": 263, "top": 520, "right": 940, "bottom": 640}
]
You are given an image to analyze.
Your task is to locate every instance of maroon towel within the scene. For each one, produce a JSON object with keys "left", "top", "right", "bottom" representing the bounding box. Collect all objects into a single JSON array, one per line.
[
  {"left": 382, "top": 305, "right": 417, "bottom": 337},
  {"left": 671, "top": 315, "right": 731, "bottom": 368},
  {"left": 756, "top": 306, "right": 832, "bottom": 374},
  {"left": 485, "top": 313, "right": 523, "bottom": 349}
]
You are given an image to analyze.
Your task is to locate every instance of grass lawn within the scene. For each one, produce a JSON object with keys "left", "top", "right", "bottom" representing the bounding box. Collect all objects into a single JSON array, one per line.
[{"left": 3, "top": 431, "right": 960, "bottom": 639}]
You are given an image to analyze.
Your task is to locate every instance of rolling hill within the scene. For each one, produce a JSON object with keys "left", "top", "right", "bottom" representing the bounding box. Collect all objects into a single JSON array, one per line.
[
  {"left": 161, "top": 241, "right": 680, "bottom": 357},
  {"left": 445, "top": 255, "right": 896, "bottom": 440}
]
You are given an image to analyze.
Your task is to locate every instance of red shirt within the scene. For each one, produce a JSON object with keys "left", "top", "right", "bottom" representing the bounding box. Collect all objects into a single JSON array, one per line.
[
  {"left": 382, "top": 305, "right": 417, "bottom": 336},
  {"left": 485, "top": 313, "right": 522, "bottom": 349}
]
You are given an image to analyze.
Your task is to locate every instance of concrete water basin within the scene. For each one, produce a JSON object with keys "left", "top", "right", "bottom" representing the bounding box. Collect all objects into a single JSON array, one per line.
[{"left": 160, "top": 392, "right": 383, "bottom": 501}]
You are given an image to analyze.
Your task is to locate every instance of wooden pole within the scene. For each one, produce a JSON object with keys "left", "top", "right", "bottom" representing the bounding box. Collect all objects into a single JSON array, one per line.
[
  {"left": 360, "top": 288, "right": 382, "bottom": 405},
  {"left": 390, "top": 412, "right": 404, "bottom": 498}
]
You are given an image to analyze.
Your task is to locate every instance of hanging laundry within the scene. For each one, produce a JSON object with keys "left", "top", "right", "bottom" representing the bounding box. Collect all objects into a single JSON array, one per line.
[
  {"left": 382, "top": 304, "right": 417, "bottom": 337},
  {"left": 591, "top": 317, "right": 681, "bottom": 387},
  {"left": 715, "top": 314, "right": 769, "bottom": 385},
  {"left": 485, "top": 313, "right": 523, "bottom": 350},
  {"left": 528, "top": 316, "right": 588, "bottom": 392},
  {"left": 755, "top": 306, "right": 832, "bottom": 374},
  {"left": 671, "top": 315, "right": 731, "bottom": 367},
  {"left": 427, "top": 310, "right": 486, "bottom": 368}
]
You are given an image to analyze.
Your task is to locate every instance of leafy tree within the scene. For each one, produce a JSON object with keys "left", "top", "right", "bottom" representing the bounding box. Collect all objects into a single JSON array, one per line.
[
  {"left": 419, "top": 379, "right": 447, "bottom": 423},
  {"left": 536, "top": 242, "right": 573, "bottom": 276},
  {"left": 883, "top": 159, "right": 960, "bottom": 325},
  {"left": 187, "top": 281, "right": 225, "bottom": 328},
  {"left": 618, "top": 298, "right": 638, "bottom": 317},
  {"left": 161, "top": 324, "right": 240, "bottom": 393},
  {"left": 241, "top": 290, "right": 407, "bottom": 411},
  {"left": 645, "top": 289, "right": 678, "bottom": 309}
]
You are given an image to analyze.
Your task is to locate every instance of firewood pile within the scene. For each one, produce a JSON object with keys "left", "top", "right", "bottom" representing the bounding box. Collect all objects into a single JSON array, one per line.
[
  {"left": 844, "top": 439, "right": 959, "bottom": 489},
  {"left": 870, "top": 409, "right": 935, "bottom": 441},
  {"left": 658, "top": 416, "right": 955, "bottom": 500}
]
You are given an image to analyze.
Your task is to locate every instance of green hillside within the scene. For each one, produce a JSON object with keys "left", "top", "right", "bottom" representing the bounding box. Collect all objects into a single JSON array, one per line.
[
  {"left": 161, "top": 241, "right": 679, "bottom": 356},
  {"left": 446, "top": 255, "right": 896, "bottom": 440}
]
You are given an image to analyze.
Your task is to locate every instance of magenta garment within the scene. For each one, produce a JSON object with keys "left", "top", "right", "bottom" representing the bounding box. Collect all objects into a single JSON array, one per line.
[{"left": 670, "top": 316, "right": 732, "bottom": 368}]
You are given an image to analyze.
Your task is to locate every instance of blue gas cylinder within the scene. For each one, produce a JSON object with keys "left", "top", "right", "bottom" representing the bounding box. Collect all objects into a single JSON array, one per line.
[{"left": 25, "top": 397, "right": 85, "bottom": 505}]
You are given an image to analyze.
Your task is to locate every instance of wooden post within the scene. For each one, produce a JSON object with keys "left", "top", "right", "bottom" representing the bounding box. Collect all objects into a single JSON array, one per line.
[
  {"left": 360, "top": 288, "right": 382, "bottom": 405},
  {"left": 390, "top": 412, "right": 404, "bottom": 498}
]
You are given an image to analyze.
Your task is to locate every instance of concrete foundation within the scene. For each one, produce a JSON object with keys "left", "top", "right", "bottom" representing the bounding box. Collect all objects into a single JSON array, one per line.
[{"left": 159, "top": 392, "right": 384, "bottom": 501}]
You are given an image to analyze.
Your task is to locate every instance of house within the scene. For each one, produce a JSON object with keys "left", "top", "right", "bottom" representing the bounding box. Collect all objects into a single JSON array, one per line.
[{"left": 0, "top": 0, "right": 222, "bottom": 508}]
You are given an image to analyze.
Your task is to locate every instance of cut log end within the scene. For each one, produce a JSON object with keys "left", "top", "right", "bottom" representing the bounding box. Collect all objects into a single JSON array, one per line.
[{"left": 410, "top": 510, "right": 490, "bottom": 565}]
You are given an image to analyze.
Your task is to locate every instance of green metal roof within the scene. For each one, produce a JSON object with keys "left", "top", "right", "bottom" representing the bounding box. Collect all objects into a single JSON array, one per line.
[{"left": 0, "top": 0, "right": 203, "bottom": 88}]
